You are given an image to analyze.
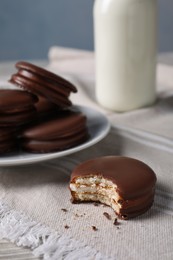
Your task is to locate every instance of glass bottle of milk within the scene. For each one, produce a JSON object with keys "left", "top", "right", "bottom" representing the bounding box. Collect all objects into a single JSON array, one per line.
[{"left": 93, "top": 0, "right": 157, "bottom": 112}]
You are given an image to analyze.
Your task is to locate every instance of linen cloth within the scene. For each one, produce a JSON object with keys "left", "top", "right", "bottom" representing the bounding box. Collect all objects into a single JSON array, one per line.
[{"left": 0, "top": 47, "right": 173, "bottom": 259}]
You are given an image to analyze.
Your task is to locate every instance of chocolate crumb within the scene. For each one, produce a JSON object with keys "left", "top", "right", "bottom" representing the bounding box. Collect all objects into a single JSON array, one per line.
[
  {"left": 117, "top": 199, "right": 124, "bottom": 205},
  {"left": 61, "top": 208, "right": 68, "bottom": 212},
  {"left": 74, "top": 213, "right": 84, "bottom": 217},
  {"left": 92, "top": 226, "right": 98, "bottom": 231},
  {"left": 70, "top": 197, "right": 79, "bottom": 204},
  {"left": 64, "top": 225, "right": 70, "bottom": 229},
  {"left": 122, "top": 215, "right": 128, "bottom": 220},
  {"left": 113, "top": 218, "right": 119, "bottom": 225},
  {"left": 103, "top": 212, "right": 111, "bottom": 220},
  {"left": 117, "top": 226, "right": 120, "bottom": 229},
  {"left": 93, "top": 202, "right": 99, "bottom": 207}
]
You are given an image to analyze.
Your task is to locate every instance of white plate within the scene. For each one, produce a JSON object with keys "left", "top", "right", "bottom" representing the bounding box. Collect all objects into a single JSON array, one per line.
[{"left": 0, "top": 106, "right": 110, "bottom": 166}]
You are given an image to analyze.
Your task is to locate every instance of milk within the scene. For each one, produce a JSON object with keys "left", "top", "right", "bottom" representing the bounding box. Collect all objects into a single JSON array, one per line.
[{"left": 94, "top": 0, "right": 157, "bottom": 112}]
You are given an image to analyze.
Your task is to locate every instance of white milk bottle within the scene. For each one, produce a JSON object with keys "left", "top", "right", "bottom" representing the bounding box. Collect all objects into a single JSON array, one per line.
[{"left": 93, "top": 0, "right": 157, "bottom": 112}]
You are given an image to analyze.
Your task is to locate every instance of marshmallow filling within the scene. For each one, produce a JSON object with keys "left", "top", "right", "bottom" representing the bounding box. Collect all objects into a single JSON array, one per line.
[{"left": 70, "top": 176, "right": 122, "bottom": 213}]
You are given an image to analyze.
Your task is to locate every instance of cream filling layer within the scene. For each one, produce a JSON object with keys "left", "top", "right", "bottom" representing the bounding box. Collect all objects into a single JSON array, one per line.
[{"left": 70, "top": 177, "right": 122, "bottom": 213}]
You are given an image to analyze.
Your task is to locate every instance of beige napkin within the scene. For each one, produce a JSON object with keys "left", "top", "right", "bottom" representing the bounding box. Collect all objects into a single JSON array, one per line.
[{"left": 0, "top": 47, "right": 173, "bottom": 260}]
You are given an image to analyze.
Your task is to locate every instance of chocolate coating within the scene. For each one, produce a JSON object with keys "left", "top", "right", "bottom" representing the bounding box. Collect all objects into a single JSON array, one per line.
[
  {"left": 10, "top": 73, "right": 72, "bottom": 107},
  {"left": 22, "top": 111, "right": 87, "bottom": 140},
  {"left": 22, "top": 130, "right": 88, "bottom": 153},
  {"left": 0, "top": 129, "right": 18, "bottom": 154},
  {"left": 16, "top": 61, "right": 77, "bottom": 92},
  {"left": 9, "top": 61, "right": 77, "bottom": 107},
  {"left": 35, "top": 96, "right": 60, "bottom": 115},
  {"left": 0, "top": 89, "right": 38, "bottom": 153},
  {"left": 18, "top": 69, "right": 71, "bottom": 97},
  {"left": 21, "top": 110, "right": 89, "bottom": 153},
  {"left": 0, "top": 89, "right": 38, "bottom": 127},
  {"left": 0, "top": 109, "right": 37, "bottom": 127},
  {"left": 0, "top": 89, "right": 38, "bottom": 110}
]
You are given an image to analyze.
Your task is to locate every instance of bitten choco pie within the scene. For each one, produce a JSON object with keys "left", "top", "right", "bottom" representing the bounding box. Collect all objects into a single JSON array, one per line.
[{"left": 70, "top": 156, "right": 157, "bottom": 219}]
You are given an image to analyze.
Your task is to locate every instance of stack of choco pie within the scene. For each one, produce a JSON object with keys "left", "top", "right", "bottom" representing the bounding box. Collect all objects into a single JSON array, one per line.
[{"left": 0, "top": 61, "right": 89, "bottom": 154}]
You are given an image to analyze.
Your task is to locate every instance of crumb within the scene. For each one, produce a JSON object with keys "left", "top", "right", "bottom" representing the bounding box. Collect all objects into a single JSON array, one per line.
[
  {"left": 93, "top": 202, "right": 99, "bottom": 206},
  {"left": 92, "top": 226, "right": 98, "bottom": 231},
  {"left": 117, "top": 226, "right": 120, "bottom": 229},
  {"left": 113, "top": 218, "right": 119, "bottom": 225},
  {"left": 122, "top": 215, "right": 128, "bottom": 220},
  {"left": 103, "top": 212, "right": 111, "bottom": 220},
  {"left": 61, "top": 208, "right": 68, "bottom": 212},
  {"left": 74, "top": 213, "right": 84, "bottom": 217},
  {"left": 117, "top": 199, "right": 124, "bottom": 205},
  {"left": 64, "top": 225, "right": 70, "bottom": 229},
  {"left": 70, "top": 198, "right": 79, "bottom": 204}
]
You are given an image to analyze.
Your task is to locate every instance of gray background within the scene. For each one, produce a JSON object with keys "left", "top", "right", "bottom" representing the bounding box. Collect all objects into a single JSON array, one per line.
[{"left": 0, "top": 0, "right": 172, "bottom": 61}]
